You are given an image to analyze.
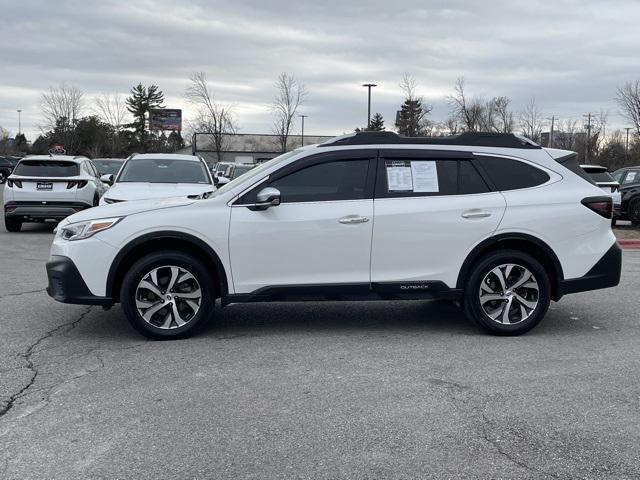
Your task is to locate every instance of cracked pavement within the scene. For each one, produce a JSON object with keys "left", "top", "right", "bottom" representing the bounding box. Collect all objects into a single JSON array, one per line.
[{"left": 1, "top": 192, "right": 640, "bottom": 479}]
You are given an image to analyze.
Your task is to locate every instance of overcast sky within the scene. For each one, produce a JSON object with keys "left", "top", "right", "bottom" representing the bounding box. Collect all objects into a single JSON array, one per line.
[{"left": 1, "top": 0, "right": 639, "bottom": 141}]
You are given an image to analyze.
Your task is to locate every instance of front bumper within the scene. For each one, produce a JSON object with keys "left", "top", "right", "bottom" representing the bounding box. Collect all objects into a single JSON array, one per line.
[
  {"left": 46, "top": 255, "right": 113, "bottom": 306},
  {"left": 557, "top": 242, "right": 622, "bottom": 297},
  {"left": 5, "top": 201, "right": 92, "bottom": 219}
]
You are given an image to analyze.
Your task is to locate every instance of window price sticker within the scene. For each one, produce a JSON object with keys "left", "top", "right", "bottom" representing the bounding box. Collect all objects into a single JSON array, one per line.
[{"left": 386, "top": 160, "right": 439, "bottom": 193}]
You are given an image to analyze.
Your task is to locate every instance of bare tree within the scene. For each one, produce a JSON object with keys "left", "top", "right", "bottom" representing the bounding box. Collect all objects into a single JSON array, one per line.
[
  {"left": 40, "top": 84, "right": 84, "bottom": 131},
  {"left": 616, "top": 80, "right": 640, "bottom": 136},
  {"left": 447, "top": 77, "right": 486, "bottom": 132},
  {"left": 271, "top": 73, "right": 307, "bottom": 152},
  {"left": 185, "top": 71, "right": 236, "bottom": 162},
  {"left": 94, "top": 92, "right": 127, "bottom": 131},
  {"left": 553, "top": 119, "right": 579, "bottom": 151},
  {"left": 519, "top": 99, "right": 545, "bottom": 143},
  {"left": 492, "top": 96, "right": 515, "bottom": 133}
]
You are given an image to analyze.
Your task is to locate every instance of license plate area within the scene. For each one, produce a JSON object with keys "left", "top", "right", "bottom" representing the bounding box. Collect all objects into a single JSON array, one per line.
[{"left": 37, "top": 182, "right": 53, "bottom": 190}]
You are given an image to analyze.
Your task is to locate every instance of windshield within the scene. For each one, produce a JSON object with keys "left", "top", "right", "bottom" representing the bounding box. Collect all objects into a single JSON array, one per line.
[
  {"left": 13, "top": 160, "right": 79, "bottom": 177},
  {"left": 117, "top": 158, "right": 211, "bottom": 184},
  {"left": 93, "top": 159, "right": 124, "bottom": 175},
  {"left": 232, "top": 165, "right": 254, "bottom": 179},
  {"left": 213, "top": 150, "right": 302, "bottom": 196}
]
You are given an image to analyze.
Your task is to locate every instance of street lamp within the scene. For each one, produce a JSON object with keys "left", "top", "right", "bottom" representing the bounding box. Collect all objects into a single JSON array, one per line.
[
  {"left": 17, "top": 109, "right": 22, "bottom": 136},
  {"left": 299, "top": 114, "right": 308, "bottom": 147},
  {"left": 362, "top": 83, "right": 377, "bottom": 130}
]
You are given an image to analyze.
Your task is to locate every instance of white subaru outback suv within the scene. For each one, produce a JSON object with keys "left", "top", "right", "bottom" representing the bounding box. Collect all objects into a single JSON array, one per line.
[
  {"left": 4, "top": 155, "right": 107, "bottom": 232},
  {"left": 46, "top": 132, "right": 621, "bottom": 339}
]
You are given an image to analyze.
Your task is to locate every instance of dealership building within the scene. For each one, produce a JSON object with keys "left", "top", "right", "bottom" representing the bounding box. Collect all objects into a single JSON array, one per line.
[{"left": 188, "top": 133, "right": 334, "bottom": 166}]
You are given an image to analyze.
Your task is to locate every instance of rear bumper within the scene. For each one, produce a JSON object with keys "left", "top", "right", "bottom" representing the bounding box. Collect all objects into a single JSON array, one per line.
[
  {"left": 5, "top": 201, "right": 92, "bottom": 219},
  {"left": 46, "top": 255, "right": 113, "bottom": 306},
  {"left": 557, "top": 242, "right": 622, "bottom": 297}
]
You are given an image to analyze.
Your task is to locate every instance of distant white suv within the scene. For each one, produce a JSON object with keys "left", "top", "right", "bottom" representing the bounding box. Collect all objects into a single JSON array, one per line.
[
  {"left": 4, "top": 155, "right": 107, "bottom": 232},
  {"left": 99, "top": 153, "right": 214, "bottom": 205},
  {"left": 46, "top": 132, "right": 621, "bottom": 339}
]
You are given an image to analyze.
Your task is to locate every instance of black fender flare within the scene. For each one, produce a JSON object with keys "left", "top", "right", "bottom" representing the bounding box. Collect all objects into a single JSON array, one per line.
[
  {"left": 456, "top": 233, "right": 564, "bottom": 298},
  {"left": 106, "top": 231, "right": 229, "bottom": 300}
]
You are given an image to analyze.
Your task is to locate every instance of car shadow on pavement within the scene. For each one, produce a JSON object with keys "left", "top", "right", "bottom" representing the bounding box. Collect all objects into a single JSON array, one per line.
[{"left": 70, "top": 298, "right": 603, "bottom": 342}]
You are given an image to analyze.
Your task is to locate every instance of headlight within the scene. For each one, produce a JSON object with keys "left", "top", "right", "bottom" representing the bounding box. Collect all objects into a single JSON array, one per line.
[{"left": 59, "top": 217, "right": 123, "bottom": 241}]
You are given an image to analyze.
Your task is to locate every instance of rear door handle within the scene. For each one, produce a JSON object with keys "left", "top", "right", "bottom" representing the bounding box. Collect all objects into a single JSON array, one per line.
[
  {"left": 462, "top": 210, "right": 492, "bottom": 219},
  {"left": 339, "top": 215, "right": 370, "bottom": 224}
]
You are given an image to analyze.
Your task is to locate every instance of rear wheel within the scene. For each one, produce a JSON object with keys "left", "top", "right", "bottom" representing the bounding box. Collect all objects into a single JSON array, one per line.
[
  {"left": 120, "top": 250, "right": 216, "bottom": 339},
  {"left": 462, "top": 250, "right": 550, "bottom": 335},
  {"left": 4, "top": 215, "right": 22, "bottom": 232}
]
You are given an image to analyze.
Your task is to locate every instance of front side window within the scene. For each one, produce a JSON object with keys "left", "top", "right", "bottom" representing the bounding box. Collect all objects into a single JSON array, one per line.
[
  {"left": 474, "top": 156, "right": 550, "bottom": 191},
  {"left": 117, "top": 159, "right": 211, "bottom": 184},
  {"left": 270, "top": 159, "right": 370, "bottom": 203},
  {"left": 623, "top": 170, "right": 639, "bottom": 184}
]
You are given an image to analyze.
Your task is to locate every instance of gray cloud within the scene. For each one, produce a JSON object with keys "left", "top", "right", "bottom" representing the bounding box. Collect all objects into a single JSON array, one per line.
[{"left": 1, "top": 0, "right": 639, "bottom": 140}]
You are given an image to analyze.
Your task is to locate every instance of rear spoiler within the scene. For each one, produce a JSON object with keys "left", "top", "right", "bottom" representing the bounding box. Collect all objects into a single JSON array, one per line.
[{"left": 544, "top": 149, "right": 596, "bottom": 186}]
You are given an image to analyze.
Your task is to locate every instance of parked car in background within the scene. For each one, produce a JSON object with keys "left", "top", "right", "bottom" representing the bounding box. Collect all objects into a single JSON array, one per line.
[
  {"left": 215, "top": 163, "right": 257, "bottom": 186},
  {"left": 92, "top": 158, "right": 125, "bottom": 177},
  {"left": 4, "top": 155, "right": 107, "bottom": 232},
  {"left": 47, "top": 132, "right": 620, "bottom": 339},
  {"left": 612, "top": 166, "right": 640, "bottom": 225},
  {"left": 580, "top": 165, "right": 621, "bottom": 223},
  {"left": 99, "top": 153, "right": 214, "bottom": 205},
  {"left": 0, "top": 156, "right": 21, "bottom": 183}
]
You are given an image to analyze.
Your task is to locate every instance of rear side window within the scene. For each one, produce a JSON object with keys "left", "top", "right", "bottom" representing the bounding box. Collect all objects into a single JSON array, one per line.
[
  {"left": 13, "top": 160, "right": 79, "bottom": 177},
  {"left": 378, "top": 159, "right": 458, "bottom": 197},
  {"left": 475, "top": 156, "right": 550, "bottom": 191},
  {"left": 270, "top": 159, "right": 370, "bottom": 203}
]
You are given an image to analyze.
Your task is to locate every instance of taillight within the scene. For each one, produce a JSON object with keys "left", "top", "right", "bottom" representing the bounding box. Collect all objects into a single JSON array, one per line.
[
  {"left": 582, "top": 196, "right": 613, "bottom": 219},
  {"left": 7, "top": 179, "right": 22, "bottom": 188},
  {"left": 67, "top": 180, "right": 88, "bottom": 189}
]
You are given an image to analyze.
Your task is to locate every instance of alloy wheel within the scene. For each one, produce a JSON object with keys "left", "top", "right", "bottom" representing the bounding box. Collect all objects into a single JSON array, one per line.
[
  {"left": 135, "top": 265, "right": 202, "bottom": 329},
  {"left": 478, "top": 263, "right": 539, "bottom": 325}
]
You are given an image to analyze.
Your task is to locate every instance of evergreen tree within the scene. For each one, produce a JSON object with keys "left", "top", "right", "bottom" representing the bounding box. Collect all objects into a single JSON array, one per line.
[
  {"left": 368, "top": 113, "right": 385, "bottom": 131},
  {"left": 13, "top": 133, "right": 28, "bottom": 152},
  {"left": 167, "top": 131, "right": 185, "bottom": 151},
  {"left": 395, "top": 98, "right": 427, "bottom": 137},
  {"left": 125, "top": 83, "right": 164, "bottom": 150}
]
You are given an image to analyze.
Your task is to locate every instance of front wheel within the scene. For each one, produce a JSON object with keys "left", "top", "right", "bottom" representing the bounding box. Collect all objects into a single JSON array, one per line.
[
  {"left": 629, "top": 199, "right": 640, "bottom": 227},
  {"left": 462, "top": 250, "right": 550, "bottom": 335},
  {"left": 120, "top": 250, "right": 216, "bottom": 339}
]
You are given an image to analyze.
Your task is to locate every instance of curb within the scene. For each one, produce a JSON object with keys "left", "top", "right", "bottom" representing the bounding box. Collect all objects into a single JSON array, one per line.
[{"left": 618, "top": 239, "right": 640, "bottom": 249}]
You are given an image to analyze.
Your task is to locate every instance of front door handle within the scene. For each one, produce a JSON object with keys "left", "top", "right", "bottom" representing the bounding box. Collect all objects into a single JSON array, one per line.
[
  {"left": 462, "top": 210, "right": 492, "bottom": 219},
  {"left": 339, "top": 215, "right": 370, "bottom": 224}
]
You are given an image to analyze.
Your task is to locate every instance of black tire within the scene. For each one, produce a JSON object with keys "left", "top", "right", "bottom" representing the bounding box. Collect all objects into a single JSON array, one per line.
[
  {"left": 611, "top": 218, "right": 617, "bottom": 227},
  {"left": 93, "top": 194, "right": 99, "bottom": 207},
  {"left": 0, "top": 172, "right": 6, "bottom": 184},
  {"left": 462, "top": 249, "right": 551, "bottom": 336},
  {"left": 5, "top": 215, "right": 22, "bottom": 232},
  {"left": 629, "top": 199, "right": 640, "bottom": 227},
  {"left": 120, "top": 250, "right": 216, "bottom": 339}
]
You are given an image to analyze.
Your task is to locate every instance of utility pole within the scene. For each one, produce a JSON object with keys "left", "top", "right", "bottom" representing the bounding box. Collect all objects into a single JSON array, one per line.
[
  {"left": 548, "top": 115, "right": 555, "bottom": 148},
  {"left": 362, "top": 83, "right": 377, "bottom": 129},
  {"left": 17, "top": 109, "right": 22, "bottom": 136},
  {"left": 299, "top": 114, "right": 308, "bottom": 147},
  {"left": 625, "top": 127, "right": 631, "bottom": 159},
  {"left": 584, "top": 113, "right": 593, "bottom": 164}
]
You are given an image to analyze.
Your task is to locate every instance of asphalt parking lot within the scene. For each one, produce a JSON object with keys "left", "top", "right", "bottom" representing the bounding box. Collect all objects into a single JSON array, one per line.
[{"left": 1, "top": 195, "right": 639, "bottom": 479}]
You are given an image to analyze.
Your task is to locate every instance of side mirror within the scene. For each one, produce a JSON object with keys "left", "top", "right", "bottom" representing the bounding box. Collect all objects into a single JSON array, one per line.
[
  {"left": 100, "top": 174, "right": 114, "bottom": 185},
  {"left": 249, "top": 187, "right": 281, "bottom": 211},
  {"left": 217, "top": 176, "right": 230, "bottom": 186}
]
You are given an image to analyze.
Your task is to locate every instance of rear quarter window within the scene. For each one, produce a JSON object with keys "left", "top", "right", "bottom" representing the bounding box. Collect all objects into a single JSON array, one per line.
[
  {"left": 13, "top": 160, "right": 79, "bottom": 177},
  {"left": 474, "top": 156, "right": 550, "bottom": 191}
]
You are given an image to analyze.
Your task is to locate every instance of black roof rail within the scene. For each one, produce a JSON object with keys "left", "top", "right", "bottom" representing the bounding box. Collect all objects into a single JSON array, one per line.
[{"left": 318, "top": 131, "right": 541, "bottom": 149}]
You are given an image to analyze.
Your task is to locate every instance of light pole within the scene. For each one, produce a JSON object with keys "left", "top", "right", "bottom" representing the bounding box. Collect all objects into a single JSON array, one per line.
[
  {"left": 362, "top": 83, "right": 377, "bottom": 130},
  {"left": 299, "top": 114, "right": 308, "bottom": 147},
  {"left": 17, "top": 109, "right": 22, "bottom": 136},
  {"left": 625, "top": 127, "right": 631, "bottom": 159}
]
